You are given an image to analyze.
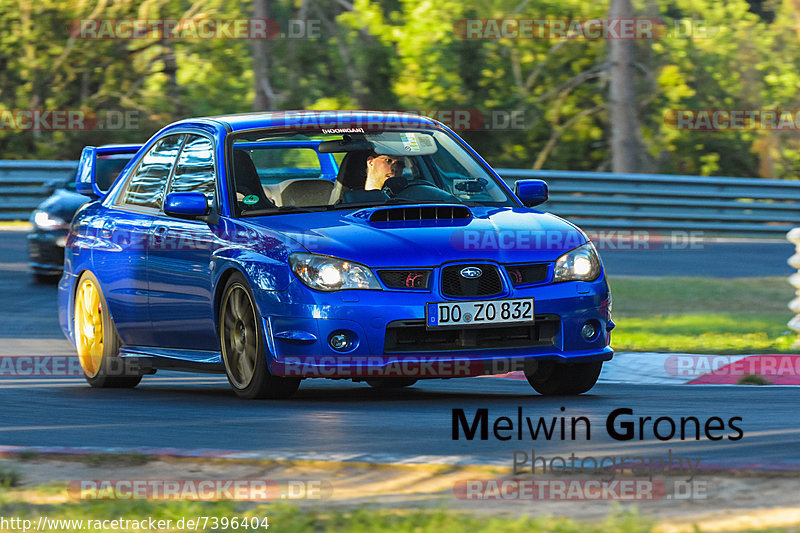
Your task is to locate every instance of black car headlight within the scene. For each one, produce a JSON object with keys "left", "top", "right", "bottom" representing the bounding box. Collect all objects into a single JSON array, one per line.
[
  {"left": 289, "top": 253, "right": 381, "bottom": 291},
  {"left": 33, "top": 210, "right": 68, "bottom": 230},
  {"left": 553, "top": 242, "right": 601, "bottom": 282}
]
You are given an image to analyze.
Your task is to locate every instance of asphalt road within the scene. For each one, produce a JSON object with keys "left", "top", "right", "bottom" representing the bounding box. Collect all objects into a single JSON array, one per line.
[
  {"left": 1, "top": 229, "right": 798, "bottom": 470},
  {"left": 2, "top": 376, "right": 799, "bottom": 470}
]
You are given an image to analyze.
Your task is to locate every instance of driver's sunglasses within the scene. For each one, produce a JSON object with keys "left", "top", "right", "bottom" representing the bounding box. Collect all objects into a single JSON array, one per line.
[{"left": 380, "top": 155, "right": 405, "bottom": 168}]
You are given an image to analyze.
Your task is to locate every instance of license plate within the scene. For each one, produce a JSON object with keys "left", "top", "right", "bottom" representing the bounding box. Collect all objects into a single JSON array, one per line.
[{"left": 426, "top": 298, "right": 534, "bottom": 328}]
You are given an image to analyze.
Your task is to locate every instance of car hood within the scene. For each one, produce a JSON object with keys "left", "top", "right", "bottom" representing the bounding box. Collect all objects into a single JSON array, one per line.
[
  {"left": 34, "top": 188, "right": 89, "bottom": 223},
  {"left": 245, "top": 205, "right": 587, "bottom": 267}
]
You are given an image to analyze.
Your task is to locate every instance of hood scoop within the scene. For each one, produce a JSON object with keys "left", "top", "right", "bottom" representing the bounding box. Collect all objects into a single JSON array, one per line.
[{"left": 368, "top": 204, "right": 472, "bottom": 223}]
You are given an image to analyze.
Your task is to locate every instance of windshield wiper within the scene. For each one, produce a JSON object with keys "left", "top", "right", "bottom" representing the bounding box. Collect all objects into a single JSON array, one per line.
[
  {"left": 241, "top": 205, "right": 327, "bottom": 217},
  {"left": 327, "top": 201, "right": 392, "bottom": 210},
  {"left": 383, "top": 198, "right": 463, "bottom": 205}
]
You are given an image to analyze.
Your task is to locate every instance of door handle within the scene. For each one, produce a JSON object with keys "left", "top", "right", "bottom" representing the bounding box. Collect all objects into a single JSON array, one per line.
[
  {"left": 100, "top": 220, "right": 115, "bottom": 239},
  {"left": 152, "top": 225, "right": 168, "bottom": 246}
]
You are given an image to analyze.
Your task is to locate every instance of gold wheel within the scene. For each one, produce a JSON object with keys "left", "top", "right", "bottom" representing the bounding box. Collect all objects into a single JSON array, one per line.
[
  {"left": 74, "top": 277, "right": 104, "bottom": 378},
  {"left": 221, "top": 284, "right": 258, "bottom": 389},
  {"left": 218, "top": 272, "right": 300, "bottom": 399}
]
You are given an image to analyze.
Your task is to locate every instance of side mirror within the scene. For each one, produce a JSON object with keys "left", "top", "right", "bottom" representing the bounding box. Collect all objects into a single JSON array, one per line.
[
  {"left": 164, "top": 192, "right": 210, "bottom": 219},
  {"left": 514, "top": 179, "right": 549, "bottom": 207}
]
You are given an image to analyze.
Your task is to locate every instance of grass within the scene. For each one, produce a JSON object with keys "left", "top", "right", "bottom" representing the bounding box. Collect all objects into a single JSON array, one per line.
[
  {"left": 608, "top": 277, "right": 797, "bottom": 354},
  {"left": 0, "top": 468, "right": 20, "bottom": 488},
  {"left": 0, "top": 493, "right": 656, "bottom": 533},
  {"left": 0, "top": 495, "right": 798, "bottom": 533},
  {"left": 0, "top": 220, "right": 31, "bottom": 229},
  {"left": 17, "top": 450, "right": 40, "bottom": 462},
  {"left": 2, "top": 484, "right": 800, "bottom": 532}
]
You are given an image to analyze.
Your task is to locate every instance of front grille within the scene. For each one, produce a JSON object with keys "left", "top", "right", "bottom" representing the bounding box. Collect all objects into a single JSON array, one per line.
[
  {"left": 369, "top": 205, "right": 471, "bottom": 222},
  {"left": 384, "top": 316, "right": 559, "bottom": 352},
  {"left": 441, "top": 264, "right": 503, "bottom": 297},
  {"left": 505, "top": 263, "right": 549, "bottom": 286},
  {"left": 378, "top": 269, "right": 431, "bottom": 289}
]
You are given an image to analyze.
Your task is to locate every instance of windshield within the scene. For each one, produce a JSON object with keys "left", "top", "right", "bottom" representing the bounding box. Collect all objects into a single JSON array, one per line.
[{"left": 228, "top": 129, "right": 515, "bottom": 216}]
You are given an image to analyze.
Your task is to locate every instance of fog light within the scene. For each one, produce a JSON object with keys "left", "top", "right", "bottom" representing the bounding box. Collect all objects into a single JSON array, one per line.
[
  {"left": 581, "top": 322, "right": 598, "bottom": 340},
  {"left": 329, "top": 332, "right": 350, "bottom": 351}
]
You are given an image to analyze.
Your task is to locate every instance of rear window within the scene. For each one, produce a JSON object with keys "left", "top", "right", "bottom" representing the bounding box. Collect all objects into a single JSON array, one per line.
[
  {"left": 248, "top": 147, "right": 323, "bottom": 185},
  {"left": 96, "top": 155, "right": 133, "bottom": 191}
]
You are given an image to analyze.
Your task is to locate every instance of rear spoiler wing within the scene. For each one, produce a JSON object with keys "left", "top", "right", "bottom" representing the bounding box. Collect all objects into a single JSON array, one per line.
[{"left": 75, "top": 144, "right": 142, "bottom": 198}]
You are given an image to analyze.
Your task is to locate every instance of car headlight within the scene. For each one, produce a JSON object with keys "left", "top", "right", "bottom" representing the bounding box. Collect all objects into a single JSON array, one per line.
[
  {"left": 33, "top": 211, "right": 67, "bottom": 230},
  {"left": 289, "top": 253, "right": 381, "bottom": 291},
  {"left": 553, "top": 242, "right": 601, "bottom": 282}
]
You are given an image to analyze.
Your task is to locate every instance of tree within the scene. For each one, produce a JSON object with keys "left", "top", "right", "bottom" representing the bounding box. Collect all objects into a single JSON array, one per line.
[
  {"left": 608, "top": 0, "right": 644, "bottom": 172},
  {"left": 252, "top": 0, "right": 278, "bottom": 111}
]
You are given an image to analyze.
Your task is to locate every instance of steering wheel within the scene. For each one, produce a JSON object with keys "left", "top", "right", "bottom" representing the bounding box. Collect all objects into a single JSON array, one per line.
[{"left": 393, "top": 183, "right": 459, "bottom": 202}]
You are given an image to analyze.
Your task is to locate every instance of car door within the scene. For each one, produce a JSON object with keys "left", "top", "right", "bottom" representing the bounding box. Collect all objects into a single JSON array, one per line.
[
  {"left": 93, "top": 134, "right": 185, "bottom": 346},
  {"left": 147, "top": 133, "right": 220, "bottom": 350}
]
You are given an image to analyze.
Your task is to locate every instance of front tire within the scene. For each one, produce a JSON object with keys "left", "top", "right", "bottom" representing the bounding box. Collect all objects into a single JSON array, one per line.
[
  {"left": 525, "top": 361, "right": 602, "bottom": 396},
  {"left": 366, "top": 378, "right": 418, "bottom": 389},
  {"left": 73, "top": 272, "right": 142, "bottom": 388},
  {"left": 219, "top": 272, "right": 300, "bottom": 399}
]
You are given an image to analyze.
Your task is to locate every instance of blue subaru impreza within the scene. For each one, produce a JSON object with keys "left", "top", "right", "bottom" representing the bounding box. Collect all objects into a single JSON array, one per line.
[{"left": 58, "top": 111, "right": 613, "bottom": 399}]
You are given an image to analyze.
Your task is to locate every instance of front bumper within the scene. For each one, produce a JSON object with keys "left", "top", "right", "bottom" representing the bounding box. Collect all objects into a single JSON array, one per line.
[
  {"left": 27, "top": 230, "right": 67, "bottom": 274},
  {"left": 256, "top": 277, "right": 614, "bottom": 378}
]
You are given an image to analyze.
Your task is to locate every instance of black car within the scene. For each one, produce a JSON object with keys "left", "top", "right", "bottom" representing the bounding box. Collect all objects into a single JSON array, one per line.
[{"left": 27, "top": 145, "right": 140, "bottom": 283}]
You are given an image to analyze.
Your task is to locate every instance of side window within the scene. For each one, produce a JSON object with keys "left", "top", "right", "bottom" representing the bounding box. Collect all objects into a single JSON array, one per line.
[
  {"left": 120, "top": 135, "right": 184, "bottom": 209},
  {"left": 170, "top": 135, "right": 216, "bottom": 202}
]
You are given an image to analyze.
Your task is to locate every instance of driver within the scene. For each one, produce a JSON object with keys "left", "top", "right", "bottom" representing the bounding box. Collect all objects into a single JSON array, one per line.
[{"left": 364, "top": 153, "right": 406, "bottom": 192}]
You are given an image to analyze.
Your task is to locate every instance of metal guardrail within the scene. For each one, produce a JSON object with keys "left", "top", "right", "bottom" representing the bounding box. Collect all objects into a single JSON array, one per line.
[
  {"left": 789, "top": 228, "right": 800, "bottom": 348},
  {"left": 0, "top": 161, "right": 797, "bottom": 236},
  {"left": 498, "top": 169, "right": 800, "bottom": 236},
  {"left": 0, "top": 161, "right": 78, "bottom": 221}
]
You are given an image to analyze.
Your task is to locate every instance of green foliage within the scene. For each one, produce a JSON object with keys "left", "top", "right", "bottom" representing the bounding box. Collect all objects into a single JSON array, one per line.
[
  {"left": 0, "top": 494, "right": 656, "bottom": 533},
  {"left": 608, "top": 276, "right": 796, "bottom": 354},
  {"left": 2, "top": 0, "right": 800, "bottom": 177},
  {"left": 737, "top": 374, "right": 772, "bottom": 385},
  {"left": 17, "top": 450, "right": 40, "bottom": 461},
  {"left": 0, "top": 467, "right": 21, "bottom": 488}
]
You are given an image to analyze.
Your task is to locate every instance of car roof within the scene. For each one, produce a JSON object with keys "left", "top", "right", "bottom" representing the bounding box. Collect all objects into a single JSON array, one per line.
[
  {"left": 167, "top": 110, "right": 441, "bottom": 133},
  {"left": 98, "top": 143, "right": 142, "bottom": 150}
]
